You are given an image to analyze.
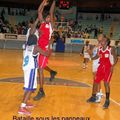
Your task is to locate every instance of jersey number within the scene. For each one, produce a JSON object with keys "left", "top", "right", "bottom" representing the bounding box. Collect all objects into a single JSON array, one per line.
[{"left": 23, "top": 56, "right": 29, "bottom": 67}]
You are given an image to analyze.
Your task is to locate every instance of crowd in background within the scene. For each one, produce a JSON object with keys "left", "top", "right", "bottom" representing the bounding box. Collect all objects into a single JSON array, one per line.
[
  {"left": 0, "top": 7, "right": 114, "bottom": 39},
  {"left": 0, "top": 8, "right": 34, "bottom": 35},
  {"left": 0, "top": 17, "right": 28, "bottom": 35},
  {"left": 66, "top": 21, "right": 104, "bottom": 38},
  {"left": 78, "top": 13, "right": 112, "bottom": 21}
]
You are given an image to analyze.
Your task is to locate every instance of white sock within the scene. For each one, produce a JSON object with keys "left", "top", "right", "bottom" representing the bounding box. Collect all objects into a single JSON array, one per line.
[
  {"left": 100, "top": 89, "right": 102, "bottom": 93},
  {"left": 21, "top": 103, "right": 26, "bottom": 108},
  {"left": 83, "top": 63, "right": 86, "bottom": 68}
]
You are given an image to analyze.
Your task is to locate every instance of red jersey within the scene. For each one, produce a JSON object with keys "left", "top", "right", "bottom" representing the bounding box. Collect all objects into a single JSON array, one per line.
[
  {"left": 38, "top": 22, "right": 53, "bottom": 50},
  {"left": 95, "top": 46, "right": 113, "bottom": 83},
  {"left": 98, "top": 46, "right": 112, "bottom": 67}
]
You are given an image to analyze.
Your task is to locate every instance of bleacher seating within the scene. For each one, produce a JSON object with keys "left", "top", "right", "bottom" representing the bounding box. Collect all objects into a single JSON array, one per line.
[
  {"left": 77, "top": 20, "right": 112, "bottom": 38},
  {"left": 113, "top": 22, "right": 120, "bottom": 40},
  {"left": 0, "top": 7, "right": 120, "bottom": 40}
]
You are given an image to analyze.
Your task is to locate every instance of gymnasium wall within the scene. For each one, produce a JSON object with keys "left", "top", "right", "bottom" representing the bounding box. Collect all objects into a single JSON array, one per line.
[
  {"left": 65, "top": 38, "right": 120, "bottom": 56},
  {"left": 0, "top": 33, "right": 25, "bottom": 49},
  {"left": 0, "top": 33, "right": 120, "bottom": 55}
]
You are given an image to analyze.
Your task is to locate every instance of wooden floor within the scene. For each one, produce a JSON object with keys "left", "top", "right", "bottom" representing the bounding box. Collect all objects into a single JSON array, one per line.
[{"left": 0, "top": 49, "right": 120, "bottom": 120}]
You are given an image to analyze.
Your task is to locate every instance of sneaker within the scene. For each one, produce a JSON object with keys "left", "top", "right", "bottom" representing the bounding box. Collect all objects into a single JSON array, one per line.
[
  {"left": 95, "top": 93, "right": 102, "bottom": 103},
  {"left": 50, "top": 71, "right": 57, "bottom": 81},
  {"left": 87, "top": 96, "right": 96, "bottom": 103},
  {"left": 99, "top": 89, "right": 103, "bottom": 97},
  {"left": 83, "top": 66, "right": 86, "bottom": 69},
  {"left": 103, "top": 99, "right": 110, "bottom": 109},
  {"left": 26, "top": 103, "right": 35, "bottom": 109},
  {"left": 18, "top": 107, "right": 31, "bottom": 115},
  {"left": 33, "top": 91, "right": 45, "bottom": 101},
  {"left": 99, "top": 92, "right": 103, "bottom": 97},
  {"left": 95, "top": 96, "right": 101, "bottom": 103},
  {"left": 82, "top": 64, "right": 86, "bottom": 69}
]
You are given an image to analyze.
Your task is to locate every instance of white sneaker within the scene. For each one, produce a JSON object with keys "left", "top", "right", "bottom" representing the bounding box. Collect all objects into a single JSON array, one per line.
[
  {"left": 82, "top": 64, "right": 86, "bottom": 69},
  {"left": 95, "top": 97, "right": 101, "bottom": 103},
  {"left": 95, "top": 92, "right": 102, "bottom": 103},
  {"left": 99, "top": 92, "right": 103, "bottom": 97}
]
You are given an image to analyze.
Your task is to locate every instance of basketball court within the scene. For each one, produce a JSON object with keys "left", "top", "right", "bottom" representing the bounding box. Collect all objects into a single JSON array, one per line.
[{"left": 0, "top": 49, "right": 120, "bottom": 120}]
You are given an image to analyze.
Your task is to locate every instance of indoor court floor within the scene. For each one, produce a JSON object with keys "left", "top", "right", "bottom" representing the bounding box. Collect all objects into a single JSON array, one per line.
[{"left": 0, "top": 49, "right": 120, "bottom": 120}]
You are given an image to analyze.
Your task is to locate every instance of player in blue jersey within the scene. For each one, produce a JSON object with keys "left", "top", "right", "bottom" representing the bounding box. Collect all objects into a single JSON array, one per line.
[{"left": 18, "top": 15, "right": 49, "bottom": 115}]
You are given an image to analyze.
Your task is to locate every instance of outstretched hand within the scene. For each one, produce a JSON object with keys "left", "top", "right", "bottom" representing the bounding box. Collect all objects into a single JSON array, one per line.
[{"left": 44, "top": 0, "right": 49, "bottom": 6}]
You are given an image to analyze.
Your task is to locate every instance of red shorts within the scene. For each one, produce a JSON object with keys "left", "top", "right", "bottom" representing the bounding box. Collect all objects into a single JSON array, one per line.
[
  {"left": 95, "top": 65, "right": 112, "bottom": 84},
  {"left": 38, "top": 54, "right": 48, "bottom": 69},
  {"left": 38, "top": 49, "right": 52, "bottom": 69}
]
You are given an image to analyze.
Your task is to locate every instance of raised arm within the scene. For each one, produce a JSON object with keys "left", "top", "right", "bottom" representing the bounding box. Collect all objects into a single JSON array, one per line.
[
  {"left": 38, "top": 0, "right": 47, "bottom": 12},
  {"left": 30, "top": 0, "right": 49, "bottom": 34},
  {"left": 29, "top": 18, "right": 39, "bottom": 35},
  {"left": 38, "top": 0, "right": 48, "bottom": 21},
  {"left": 49, "top": 0, "right": 56, "bottom": 26}
]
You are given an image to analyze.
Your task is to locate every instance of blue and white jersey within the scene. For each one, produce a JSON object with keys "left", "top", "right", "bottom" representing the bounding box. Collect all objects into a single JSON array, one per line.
[
  {"left": 93, "top": 46, "right": 99, "bottom": 65},
  {"left": 22, "top": 45, "right": 38, "bottom": 70},
  {"left": 92, "top": 46, "right": 100, "bottom": 72},
  {"left": 23, "top": 28, "right": 39, "bottom": 49},
  {"left": 26, "top": 28, "right": 39, "bottom": 41}
]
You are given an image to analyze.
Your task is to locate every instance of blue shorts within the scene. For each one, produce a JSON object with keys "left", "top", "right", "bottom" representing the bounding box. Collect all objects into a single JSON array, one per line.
[{"left": 23, "top": 68, "right": 37, "bottom": 91}]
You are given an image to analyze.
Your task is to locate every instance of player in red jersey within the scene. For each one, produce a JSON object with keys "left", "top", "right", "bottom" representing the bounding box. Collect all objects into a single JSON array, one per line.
[
  {"left": 87, "top": 37, "right": 117, "bottom": 109},
  {"left": 87, "top": 34, "right": 105, "bottom": 103},
  {"left": 25, "top": 6, "right": 57, "bottom": 83},
  {"left": 33, "top": 0, "right": 56, "bottom": 101}
]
